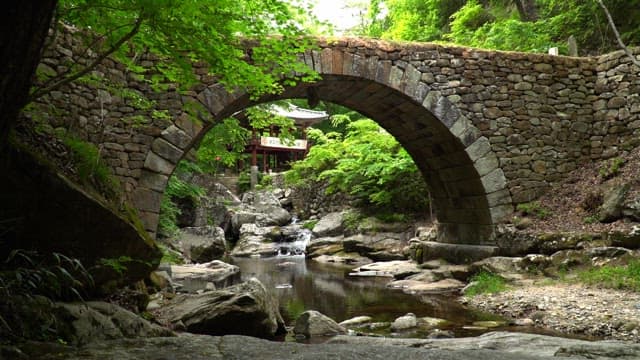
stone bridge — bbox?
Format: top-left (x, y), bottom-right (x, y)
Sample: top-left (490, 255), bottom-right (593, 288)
top-left (30, 33), bottom-right (640, 250)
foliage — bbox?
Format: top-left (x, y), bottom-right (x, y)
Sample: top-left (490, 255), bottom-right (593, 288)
top-left (576, 260), bottom-right (640, 292)
top-left (33, 0), bottom-right (319, 102)
top-left (302, 220), bottom-right (319, 230)
top-left (464, 271), bottom-right (507, 296)
top-left (599, 157), bottom-right (625, 180)
top-left (158, 162), bottom-right (205, 238)
top-left (98, 256), bottom-right (133, 275)
top-left (63, 135), bottom-right (120, 196)
top-left (516, 201), bottom-right (550, 219)
top-left (159, 244), bottom-right (184, 265)
top-left (287, 118), bottom-right (429, 213)
top-left (362, 0), bottom-right (640, 54)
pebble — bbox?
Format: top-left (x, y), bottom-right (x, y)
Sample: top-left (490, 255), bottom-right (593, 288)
top-left (465, 284), bottom-right (640, 341)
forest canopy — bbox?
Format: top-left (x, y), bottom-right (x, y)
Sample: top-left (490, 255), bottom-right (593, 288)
top-left (359, 0), bottom-right (640, 55)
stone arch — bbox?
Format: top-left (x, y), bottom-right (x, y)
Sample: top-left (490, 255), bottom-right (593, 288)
top-left (135, 46), bottom-right (513, 245)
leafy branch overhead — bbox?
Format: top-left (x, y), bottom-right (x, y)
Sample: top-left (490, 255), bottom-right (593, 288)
top-left (30, 0), bottom-right (319, 102)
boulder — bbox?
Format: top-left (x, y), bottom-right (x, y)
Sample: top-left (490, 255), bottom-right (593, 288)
top-left (155, 278), bottom-right (285, 339)
top-left (470, 256), bottom-right (527, 281)
top-left (343, 233), bottom-right (407, 261)
top-left (0, 145), bottom-right (161, 294)
top-left (170, 261), bottom-right (240, 293)
top-left (293, 310), bottom-right (347, 338)
top-left (598, 184), bottom-right (630, 223)
top-left (307, 236), bottom-right (345, 258)
top-left (350, 260), bottom-right (421, 278)
top-left (178, 226), bottom-right (227, 263)
top-left (230, 224), bottom-right (280, 257)
top-left (312, 212), bottom-right (344, 237)
top-left (390, 313), bottom-right (417, 331)
top-left (56, 301), bottom-right (174, 346)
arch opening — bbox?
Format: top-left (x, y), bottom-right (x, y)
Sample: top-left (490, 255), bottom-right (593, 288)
top-left (142, 72), bottom-right (514, 246)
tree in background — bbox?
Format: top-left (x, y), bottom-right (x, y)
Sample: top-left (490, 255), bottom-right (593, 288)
top-left (361, 0), bottom-right (640, 55)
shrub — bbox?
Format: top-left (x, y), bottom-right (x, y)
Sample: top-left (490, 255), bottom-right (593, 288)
top-left (577, 261), bottom-right (640, 292)
top-left (599, 157), bottom-right (625, 181)
top-left (464, 271), bottom-right (507, 296)
top-left (63, 135), bottom-right (119, 196)
top-left (516, 201), bottom-right (551, 219)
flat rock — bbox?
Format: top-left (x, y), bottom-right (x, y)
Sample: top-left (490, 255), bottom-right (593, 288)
top-left (171, 261), bottom-right (240, 293)
top-left (388, 278), bottom-right (465, 294)
top-left (327, 331), bottom-right (640, 359)
top-left (315, 253), bottom-right (372, 266)
top-left (339, 316), bottom-right (373, 327)
top-left (19, 333), bottom-right (572, 360)
top-left (350, 260), bottom-right (421, 278)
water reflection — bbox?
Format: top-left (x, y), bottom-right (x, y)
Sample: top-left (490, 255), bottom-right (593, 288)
top-left (231, 256), bottom-right (496, 330)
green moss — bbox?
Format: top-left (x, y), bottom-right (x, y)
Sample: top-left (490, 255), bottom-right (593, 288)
top-left (302, 220), bottom-right (318, 230)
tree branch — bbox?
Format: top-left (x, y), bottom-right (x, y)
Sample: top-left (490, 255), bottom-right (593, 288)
top-left (597, 0), bottom-right (640, 68)
top-left (28, 16), bottom-right (144, 102)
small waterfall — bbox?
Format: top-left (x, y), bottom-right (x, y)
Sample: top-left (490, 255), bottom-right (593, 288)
top-left (276, 228), bottom-right (311, 257)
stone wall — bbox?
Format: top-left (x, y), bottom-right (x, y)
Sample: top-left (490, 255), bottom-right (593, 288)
top-left (22, 25), bottom-right (640, 243)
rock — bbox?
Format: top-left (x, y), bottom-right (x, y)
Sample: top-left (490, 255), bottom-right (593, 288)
top-left (155, 278), bottom-right (285, 339)
top-left (314, 253), bottom-right (372, 266)
top-left (598, 184), bottom-right (630, 223)
top-left (327, 331), bottom-right (640, 359)
top-left (388, 278), bottom-right (465, 294)
top-left (17, 333), bottom-right (584, 360)
top-left (411, 241), bottom-right (499, 264)
top-left (56, 301), bottom-right (174, 346)
top-left (343, 233), bottom-right (407, 261)
top-left (293, 310), bottom-right (347, 338)
top-left (470, 256), bottom-right (526, 280)
top-left (472, 321), bottom-right (506, 328)
top-left (608, 227), bottom-right (640, 249)
top-left (418, 316), bottom-right (449, 329)
top-left (170, 261), bottom-right (240, 293)
top-left (427, 329), bottom-right (455, 338)
top-left (350, 260), bottom-right (421, 278)
top-left (623, 195), bottom-right (640, 221)
top-left (229, 224), bottom-right (280, 257)
top-left (312, 212), bottom-right (344, 237)
top-left (307, 236), bottom-right (345, 257)
top-left (178, 226), bottom-right (227, 263)
top-left (0, 145), bottom-right (161, 294)
top-left (586, 246), bottom-right (632, 258)
top-left (390, 313), bottom-right (417, 331)
top-left (339, 316), bottom-right (373, 327)
top-left (512, 318), bottom-right (535, 326)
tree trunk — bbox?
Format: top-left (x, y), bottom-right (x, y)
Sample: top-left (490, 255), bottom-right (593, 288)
top-left (514, 0), bottom-right (538, 22)
top-left (0, 2), bottom-right (58, 148)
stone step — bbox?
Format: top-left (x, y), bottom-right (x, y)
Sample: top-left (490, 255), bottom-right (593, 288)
top-left (417, 241), bottom-right (499, 264)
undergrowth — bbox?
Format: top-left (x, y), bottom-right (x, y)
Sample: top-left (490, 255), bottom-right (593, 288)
top-left (464, 271), bottom-right (508, 296)
top-left (576, 260), bottom-right (640, 292)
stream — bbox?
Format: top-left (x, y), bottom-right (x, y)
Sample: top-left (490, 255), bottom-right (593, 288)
top-left (230, 255), bottom-right (549, 339)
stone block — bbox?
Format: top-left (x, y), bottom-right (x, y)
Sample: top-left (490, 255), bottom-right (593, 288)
top-left (161, 125), bottom-right (192, 149)
top-left (151, 138), bottom-right (184, 163)
top-left (465, 137), bottom-right (492, 162)
top-left (144, 151), bottom-right (175, 175)
top-left (481, 168), bottom-right (508, 194)
top-left (139, 170), bottom-right (169, 192)
top-left (132, 187), bottom-right (163, 213)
